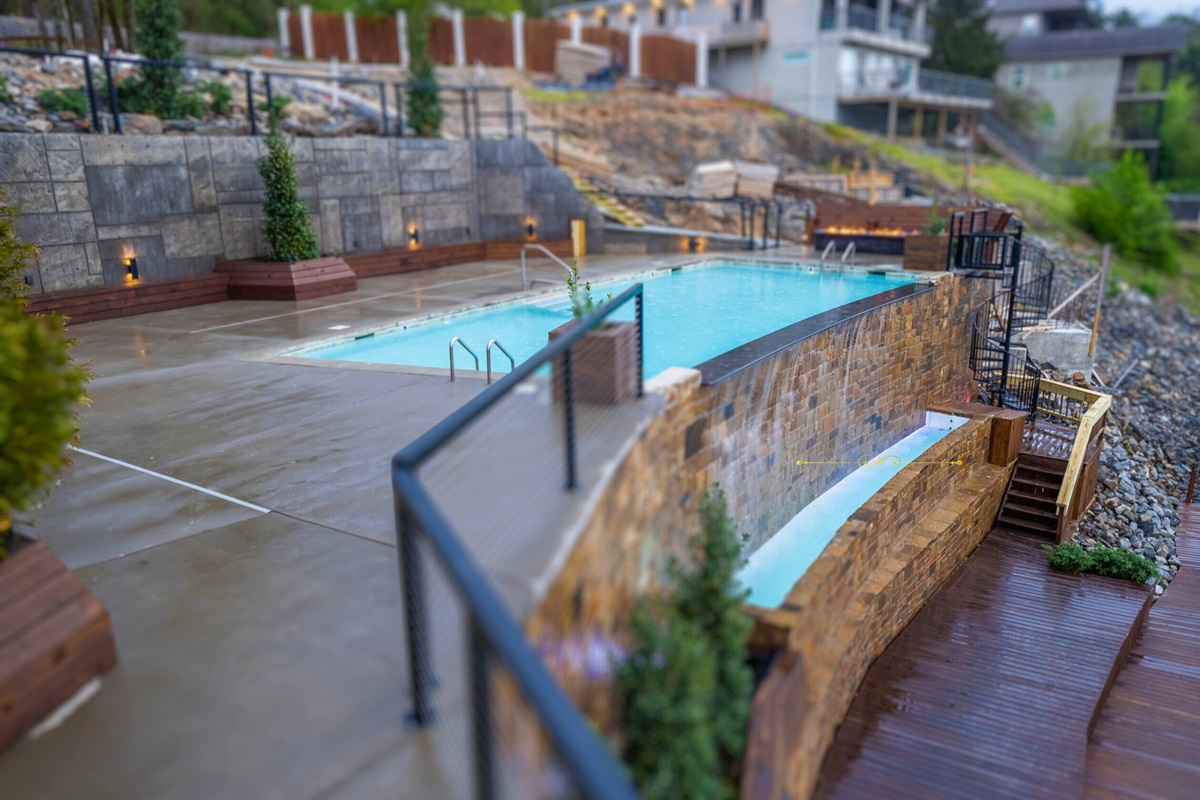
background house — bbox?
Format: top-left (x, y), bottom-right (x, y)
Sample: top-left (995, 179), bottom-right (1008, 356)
top-left (983, 0), bottom-right (1186, 174)
top-left (551, 0), bottom-right (993, 142)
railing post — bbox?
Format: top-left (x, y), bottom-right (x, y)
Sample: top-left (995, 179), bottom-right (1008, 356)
top-left (460, 87), bottom-right (471, 139)
top-left (103, 56), bottom-right (121, 134)
top-left (397, 500), bottom-right (434, 726)
top-left (395, 84), bottom-right (406, 136)
top-left (563, 347), bottom-right (578, 490)
top-left (245, 70), bottom-right (258, 135)
top-left (469, 620), bottom-right (497, 800)
top-left (80, 56), bottom-right (101, 134)
top-left (504, 87), bottom-right (513, 138)
top-left (378, 81), bottom-right (389, 136)
top-left (636, 291), bottom-right (644, 398)
top-left (264, 73), bottom-right (274, 122)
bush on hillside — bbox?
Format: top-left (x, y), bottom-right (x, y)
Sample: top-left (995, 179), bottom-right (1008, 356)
top-left (1073, 151), bottom-right (1178, 274)
top-left (1043, 541), bottom-right (1159, 584)
top-left (130, 0), bottom-right (185, 116)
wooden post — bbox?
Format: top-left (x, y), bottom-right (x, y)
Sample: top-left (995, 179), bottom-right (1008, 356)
top-left (452, 9), bottom-right (466, 67)
top-left (696, 32), bottom-right (709, 88)
top-left (277, 8), bottom-right (290, 57)
top-left (397, 11), bottom-right (409, 69)
top-left (299, 4), bottom-right (315, 60)
top-left (344, 11), bottom-right (359, 63)
top-left (512, 11), bottom-right (525, 70)
top-left (1089, 243), bottom-right (1110, 358)
top-left (629, 22), bottom-right (641, 78)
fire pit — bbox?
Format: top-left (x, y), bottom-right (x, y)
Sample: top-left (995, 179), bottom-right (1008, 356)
top-left (813, 225), bottom-right (914, 256)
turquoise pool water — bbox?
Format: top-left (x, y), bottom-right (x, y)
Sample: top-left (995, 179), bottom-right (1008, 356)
top-left (297, 263), bottom-right (916, 376)
top-left (738, 412), bottom-right (969, 609)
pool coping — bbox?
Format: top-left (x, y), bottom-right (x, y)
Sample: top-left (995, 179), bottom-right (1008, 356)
top-left (695, 282), bottom-right (936, 385)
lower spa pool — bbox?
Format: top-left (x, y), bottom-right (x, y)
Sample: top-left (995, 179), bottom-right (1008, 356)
top-left (738, 412), bottom-right (970, 609)
top-left (292, 262), bottom-right (916, 376)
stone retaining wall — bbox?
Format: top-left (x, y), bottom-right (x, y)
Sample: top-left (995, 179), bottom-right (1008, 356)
top-left (0, 133), bottom-right (582, 293)
top-left (523, 273), bottom-right (995, 770)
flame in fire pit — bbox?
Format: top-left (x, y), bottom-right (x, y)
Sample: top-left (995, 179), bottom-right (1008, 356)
top-left (818, 225), bottom-right (916, 237)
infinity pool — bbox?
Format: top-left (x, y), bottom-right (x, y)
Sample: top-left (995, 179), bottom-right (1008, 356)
top-left (738, 412), bottom-right (969, 608)
top-left (295, 262), bottom-right (916, 376)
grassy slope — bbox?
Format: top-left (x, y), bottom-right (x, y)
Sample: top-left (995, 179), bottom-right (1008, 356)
top-left (824, 125), bottom-right (1200, 313)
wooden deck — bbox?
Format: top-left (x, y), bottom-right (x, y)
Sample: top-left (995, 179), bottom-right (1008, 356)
top-left (1023, 419), bottom-right (1076, 461)
top-left (1085, 503), bottom-right (1200, 799)
top-left (815, 529), bottom-right (1153, 800)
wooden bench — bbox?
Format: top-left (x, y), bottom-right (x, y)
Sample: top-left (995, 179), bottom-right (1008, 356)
top-left (25, 274), bottom-right (231, 324)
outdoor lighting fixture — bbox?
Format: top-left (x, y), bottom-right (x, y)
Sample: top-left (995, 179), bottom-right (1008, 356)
top-left (525, 221), bottom-right (537, 241)
top-left (124, 256), bottom-right (139, 281)
top-left (408, 227), bottom-right (420, 248)
top-left (687, 236), bottom-right (699, 253)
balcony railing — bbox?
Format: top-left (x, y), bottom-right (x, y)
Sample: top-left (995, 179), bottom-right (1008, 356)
top-left (847, 2), bottom-right (878, 32)
top-left (820, 5), bottom-right (929, 43)
top-left (670, 19), bottom-right (769, 46)
top-left (917, 68), bottom-right (994, 100)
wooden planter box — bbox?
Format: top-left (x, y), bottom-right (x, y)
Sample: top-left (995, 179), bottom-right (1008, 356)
top-left (0, 536), bottom-right (118, 752)
top-left (215, 256), bottom-right (357, 301)
top-left (902, 233), bottom-right (951, 271)
top-left (548, 321), bottom-right (640, 406)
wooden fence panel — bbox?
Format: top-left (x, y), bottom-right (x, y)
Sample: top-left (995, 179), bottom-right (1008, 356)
top-left (463, 17), bottom-right (514, 66)
top-left (310, 12), bottom-right (348, 61)
top-left (287, 14), bottom-right (304, 57)
top-left (355, 16), bottom-right (400, 64)
top-left (640, 34), bottom-right (695, 84)
top-left (429, 17), bottom-right (455, 65)
top-left (523, 18), bottom-right (570, 74)
top-left (581, 27), bottom-right (630, 69)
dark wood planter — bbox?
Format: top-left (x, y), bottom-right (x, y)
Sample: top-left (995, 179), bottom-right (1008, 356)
top-left (549, 321), bottom-right (640, 406)
top-left (0, 535), bottom-right (118, 752)
top-left (902, 233), bottom-right (951, 271)
top-left (215, 256), bottom-right (357, 301)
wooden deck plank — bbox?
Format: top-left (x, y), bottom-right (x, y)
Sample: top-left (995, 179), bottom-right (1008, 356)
top-left (1084, 503), bottom-right (1200, 800)
top-left (815, 529), bottom-right (1153, 800)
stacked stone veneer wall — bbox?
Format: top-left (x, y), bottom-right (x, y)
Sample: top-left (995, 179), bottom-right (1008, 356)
top-left (742, 410), bottom-right (1013, 800)
top-left (523, 274), bottom-right (995, 771)
top-left (0, 133), bottom-right (582, 294)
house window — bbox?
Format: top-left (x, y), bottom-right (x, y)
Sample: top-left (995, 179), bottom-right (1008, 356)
top-left (733, 1), bottom-right (743, 23)
top-left (657, 7), bottom-right (666, 26)
top-left (751, 0), bottom-right (764, 21)
top-left (1020, 13), bottom-right (1039, 35)
top-left (1012, 66), bottom-right (1026, 90)
top-left (679, 6), bottom-right (689, 25)
top-left (1049, 62), bottom-right (1065, 82)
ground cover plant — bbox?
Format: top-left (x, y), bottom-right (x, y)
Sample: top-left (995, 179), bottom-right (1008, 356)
top-left (1043, 541), bottom-right (1159, 584)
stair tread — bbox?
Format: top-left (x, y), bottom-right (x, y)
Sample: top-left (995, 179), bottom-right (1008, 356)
top-left (997, 515), bottom-right (1058, 534)
top-left (1013, 476), bottom-right (1063, 490)
top-left (1007, 488), bottom-right (1058, 504)
top-left (1002, 500), bottom-right (1059, 520)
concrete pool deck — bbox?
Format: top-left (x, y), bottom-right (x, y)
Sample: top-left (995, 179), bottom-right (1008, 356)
top-left (1, 246), bottom-right (904, 799)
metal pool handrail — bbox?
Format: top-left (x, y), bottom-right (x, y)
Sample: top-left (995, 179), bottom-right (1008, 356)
top-left (820, 240), bottom-right (837, 265)
top-left (521, 243), bottom-right (574, 291)
top-left (486, 339), bottom-right (514, 384)
top-left (448, 336), bottom-right (478, 382)
top-left (841, 241), bottom-right (857, 268)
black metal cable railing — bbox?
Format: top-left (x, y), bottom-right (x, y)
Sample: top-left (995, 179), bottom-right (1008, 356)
top-left (0, 46), bottom-right (528, 140)
top-left (391, 285), bottom-right (646, 800)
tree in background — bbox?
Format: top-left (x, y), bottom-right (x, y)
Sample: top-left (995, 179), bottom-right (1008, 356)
top-left (1165, 13), bottom-right (1200, 91)
top-left (1074, 150), bottom-right (1178, 274)
top-left (922, 0), bottom-right (1005, 79)
top-left (1159, 77), bottom-right (1200, 190)
top-left (131, 0), bottom-right (183, 114)
top-left (404, 3), bottom-right (444, 136)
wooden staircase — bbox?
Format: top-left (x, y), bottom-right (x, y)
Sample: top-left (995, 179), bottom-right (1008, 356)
top-left (560, 167), bottom-right (646, 227)
top-left (996, 457), bottom-right (1066, 539)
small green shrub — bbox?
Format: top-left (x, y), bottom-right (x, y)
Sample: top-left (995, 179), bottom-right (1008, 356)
top-left (1043, 542), bottom-right (1159, 583)
top-left (173, 90), bottom-right (206, 119)
top-left (614, 486), bottom-right (753, 799)
top-left (0, 298), bottom-right (89, 557)
top-left (566, 261), bottom-right (607, 320)
top-left (0, 75), bottom-right (11, 104)
top-left (1073, 150), bottom-right (1178, 275)
top-left (0, 186), bottom-right (35, 303)
top-left (258, 94), bottom-right (292, 119)
top-left (406, 56), bottom-right (444, 137)
top-left (39, 87), bottom-right (89, 117)
top-left (200, 79), bottom-right (233, 115)
top-left (923, 213), bottom-right (947, 235)
top-left (614, 605), bottom-right (723, 800)
top-left (256, 121), bottom-right (319, 263)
